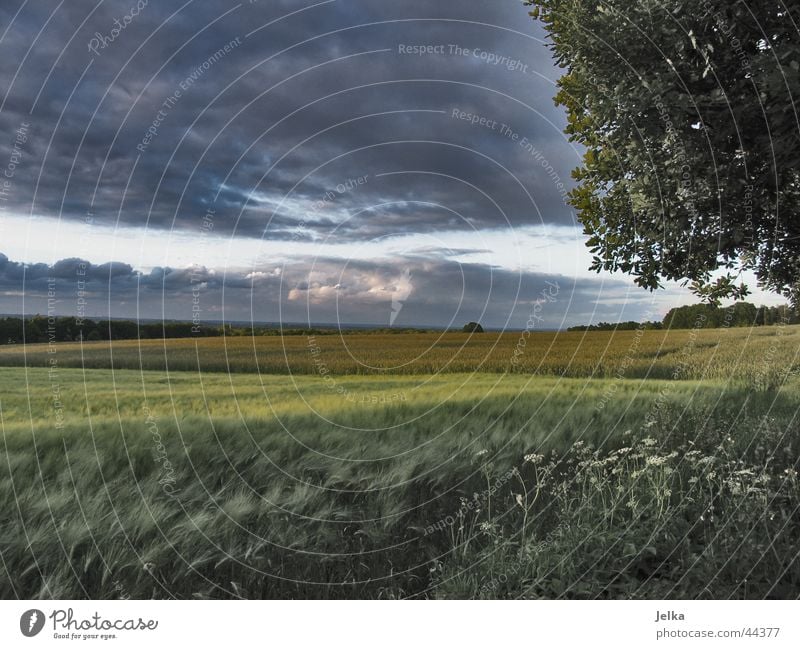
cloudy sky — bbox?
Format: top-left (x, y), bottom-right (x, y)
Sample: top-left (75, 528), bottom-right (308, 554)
top-left (0, 0), bottom-right (783, 329)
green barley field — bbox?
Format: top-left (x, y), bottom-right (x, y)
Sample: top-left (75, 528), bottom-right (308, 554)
top-left (1, 327), bottom-right (799, 598)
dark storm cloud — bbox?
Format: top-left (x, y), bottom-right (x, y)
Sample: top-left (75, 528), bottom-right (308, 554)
top-left (0, 252), bottom-right (655, 329)
top-left (0, 0), bottom-right (579, 242)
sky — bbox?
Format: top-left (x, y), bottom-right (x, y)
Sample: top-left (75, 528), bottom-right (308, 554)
top-left (0, 0), bottom-right (784, 329)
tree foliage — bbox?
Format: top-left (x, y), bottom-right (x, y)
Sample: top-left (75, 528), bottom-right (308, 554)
top-left (0, 316), bottom-right (219, 345)
top-left (662, 301), bottom-right (797, 328)
top-left (527, 0), bottom-right (800, 303)
top-left (568, 320), bottom-right (663, 331)
top-left (0, 316), bottom-right (446, 345)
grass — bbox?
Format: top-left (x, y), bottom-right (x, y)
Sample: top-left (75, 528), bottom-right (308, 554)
top-left (1, 358), bottom-right (799, 599)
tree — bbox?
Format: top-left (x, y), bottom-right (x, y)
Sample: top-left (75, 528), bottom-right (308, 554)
top-left (661, 300), bottom-right (795, 328)
top-left (462, 322), bottom-right (484, 333)
top-left (526, 0), bottom-right (800, 304)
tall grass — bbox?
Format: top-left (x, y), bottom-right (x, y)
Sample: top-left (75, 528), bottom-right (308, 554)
top-left (1, 367), bottom-right (797, 598)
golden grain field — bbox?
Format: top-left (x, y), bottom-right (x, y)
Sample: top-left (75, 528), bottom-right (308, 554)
top-left (0, 324), bottom-right (796, 384)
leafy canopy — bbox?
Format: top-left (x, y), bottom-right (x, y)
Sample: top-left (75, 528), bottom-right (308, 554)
top-left (527, 0), bottom-right (800, 304)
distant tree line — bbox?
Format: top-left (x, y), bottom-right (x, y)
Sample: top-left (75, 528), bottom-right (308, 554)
top-left (662, 303), bottom-right (798, 329)
top-left (0, 316), bottom-right (223, 345)
top-left (0, 316), bottom-right (445, 345)
top-left (568, 320), bottom-right (663, 332)
top-left (568, 303), bottom-right (798, 333)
